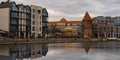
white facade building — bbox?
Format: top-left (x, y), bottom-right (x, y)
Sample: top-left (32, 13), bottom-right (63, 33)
top-left (31, 5), bottom-right (43, 38)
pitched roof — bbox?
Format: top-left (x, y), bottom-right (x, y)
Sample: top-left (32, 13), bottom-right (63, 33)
top-left (82, 12), bottom-right (92, 21)
top-left (60, 18), bottom-right (67, 22)
top-left (48, 18), bottom-right (81, 25)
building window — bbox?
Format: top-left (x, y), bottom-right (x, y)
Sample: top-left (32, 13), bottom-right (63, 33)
top-left (26, 27), bottom-right (30, 32)
top-left (26, 14), bottom-right (30, 19)
top-left (10, 26), bottom-right (17, 31)
top-left (32, 9), bottom-right (35, 13)
top-left (40, 27), bottom-right (41, 31)
top-left (32, 27), bottom-right (35, 31)
top-left (40, 16), bottom-right (41, 20)
top-left (26, 21), bottom-right (30, 25)
top-left (11, 12), bottom-right (18, 18)
top-left (38, 10), bottom-right (41, 14)
top-left (32, 21), bottom-right (35, 25)
top-left (26, 7), bottom-right (30, 13)
top-left (32, 15), bottom-right (35, 19)
top-left (20, 6), bottom-right (24, 12)
top-left (11, 19), bottom-right (18, 24)
top-left (11, 3), bottom-right (18, 11)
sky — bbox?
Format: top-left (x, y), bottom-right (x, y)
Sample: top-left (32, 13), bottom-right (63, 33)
top-left (0, 0), bottom-right (120, 21)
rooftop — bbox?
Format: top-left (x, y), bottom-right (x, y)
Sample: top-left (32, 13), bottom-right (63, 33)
top-left (82, 12), bottom-right (92, 21)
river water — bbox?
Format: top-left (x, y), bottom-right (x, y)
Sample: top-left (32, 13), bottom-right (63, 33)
top-left (0, 41), bottom-right (120, 60)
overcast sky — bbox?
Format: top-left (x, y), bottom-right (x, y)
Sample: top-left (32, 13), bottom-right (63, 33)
top-left (1, 0), bottom-right (120, 21)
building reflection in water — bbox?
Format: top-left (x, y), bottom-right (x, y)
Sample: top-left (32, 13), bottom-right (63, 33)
top-left (0, 44), bottom-right (48, 60)
top-left (82, 42), bottom-right (91, 53)
top-left (0, 42), bottom-right (120, 60)
top-left (82, 41), bottom-right (120, 53)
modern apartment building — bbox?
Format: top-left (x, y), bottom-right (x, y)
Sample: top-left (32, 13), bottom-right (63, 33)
top-left (31, 5), bottom-right (43, 38)
top-left (0, 1), bottom-right (31, 38)
top-left (17, 4), bottom-right (31, 38)
top-left (0, 0), bottom-right (49, 38)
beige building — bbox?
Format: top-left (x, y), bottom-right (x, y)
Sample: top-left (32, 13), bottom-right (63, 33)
top-left (31, 5), bottom-right (43, 38)
top-left (48, 18), bottom-right (82, 37)
top-left (0, 8), bottom-right (10, 32)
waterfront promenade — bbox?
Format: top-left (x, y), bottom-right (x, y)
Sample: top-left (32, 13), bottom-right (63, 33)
top-left (0, 38), bottom-right (118, 45)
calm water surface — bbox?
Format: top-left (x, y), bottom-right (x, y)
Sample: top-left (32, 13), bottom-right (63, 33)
top-left (34, 42), bottom-right (120, 60)
top-left (0, 42), bottom-right (120, 60)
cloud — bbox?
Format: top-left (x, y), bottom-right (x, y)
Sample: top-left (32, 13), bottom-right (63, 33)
top-left (1, 0), bottom-right (120, 21)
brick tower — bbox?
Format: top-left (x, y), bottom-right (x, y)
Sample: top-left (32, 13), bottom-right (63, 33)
top-left (82, 12), bottom-right (93, 38)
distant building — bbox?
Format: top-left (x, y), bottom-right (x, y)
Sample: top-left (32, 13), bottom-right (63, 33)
top-left (31, 5), bottom-right (43, 38)
top-left (82, 12), bottom-right (93, 38)
top-left (48, 18), bottom-right (82, 37)
top-left (93, 16), bottom-right (120, 38)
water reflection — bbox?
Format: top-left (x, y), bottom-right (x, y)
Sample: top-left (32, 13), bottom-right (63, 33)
top-left (83, 42), bottom-right (91, 53)
top-left (0, 41), bottom-right (120, 60)
top-left (0, 44), bottom-right (48, 60)
top-left (38, 42), bottom-right (120, 60)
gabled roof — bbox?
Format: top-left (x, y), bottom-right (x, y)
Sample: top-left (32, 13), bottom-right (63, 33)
top-left (60, 18), bottom-right (67, 22)
top-left (48, 18), bottom-right (81, 25)
top-left (82, 12), bottom-right (92, 21)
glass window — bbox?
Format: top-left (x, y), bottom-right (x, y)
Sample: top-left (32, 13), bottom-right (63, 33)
top-left (20, 6), bottom-right (24, 12)
top-left (11, 12), bottom-right (18, 18)
top-left (11, 19), bottom-right (18, 24)
top-left (40, 27), bottom-right (41, 31)
top-left (26, 14), bottom-right (30, 19)
top-left (32, 15), bottom-right (35, 19)
top-left (11, 3), bottom-right (18, 11)
top-left (32, 21), bottom-right (35, 25)
top-left (32, 27), bottom-right (35, 31)
top-left (10, 26), bottom-right (17, 31)
top-left (26, 27), bottom-right (30, 31)
top-left (32, 9), bottom-right (35, 13)
top-left (26, 21), bottom-right (30, 25)
top-left (26, 7), bottom-right (30, 13)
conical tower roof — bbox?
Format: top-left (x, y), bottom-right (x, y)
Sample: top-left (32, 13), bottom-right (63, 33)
top-left (82, 12), bottom-right (92, 21)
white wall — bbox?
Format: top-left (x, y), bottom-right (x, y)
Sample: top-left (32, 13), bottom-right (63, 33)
top-left (0, 8), bottom-right (10, 31)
